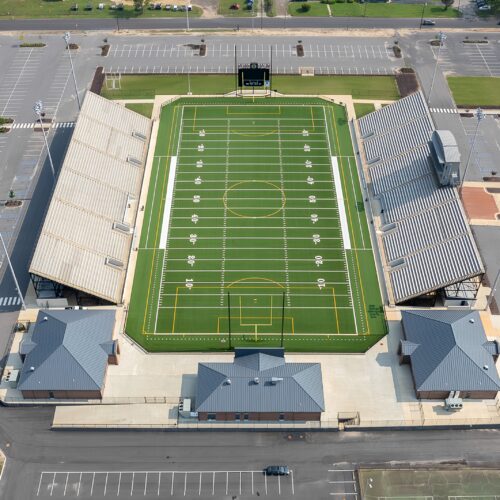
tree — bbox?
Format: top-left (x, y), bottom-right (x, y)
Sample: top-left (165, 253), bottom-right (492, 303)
top-left (134, 0), bottom-right (144, 10)
top-left (8, 190), bottom-right (15, 200)
top-left (441, 0), bottom-right (454, 9)
top-left (301, 2), bottom-right (311, 11)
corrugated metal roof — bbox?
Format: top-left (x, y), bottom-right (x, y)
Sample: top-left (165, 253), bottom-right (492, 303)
top-left (358, 91), bottom-right (484, 303)
top-left (29, 92), bottom-right (151, 303)
top-left (401, 310), bottom-right (500, 393)
top-left (195, 349), bottom-right (324, 413)
top-left (18, 309), bottom-right (116, 392)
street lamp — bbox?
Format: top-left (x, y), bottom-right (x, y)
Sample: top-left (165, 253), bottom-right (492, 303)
top-left (419, 2), bottom-right (427, 28)
top-left (460, 107), bottom-right (485, 194)
top-left (187, 68), bottom-right (192, 95)
top-left (63, 32), bottom-right (81, 110)
top-left (33, 100), bottom-right (56, 180)
top-left (0, 232), bottom-right (26, 311)
top-left (186, 3), bottom-right (190, 31)
top-left (428, 31), bottom-right (447, 104)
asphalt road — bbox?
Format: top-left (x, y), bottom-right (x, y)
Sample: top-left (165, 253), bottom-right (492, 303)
top-left (1, 406), bottom-right (500, 499)
top-left (0, 15), bottom-right (499, 32)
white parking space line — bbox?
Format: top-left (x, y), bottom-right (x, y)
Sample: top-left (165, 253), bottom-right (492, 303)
top-left (0, 48), bottom-right (43, 118)
top-left (37, 469), bottom-right (296, 497)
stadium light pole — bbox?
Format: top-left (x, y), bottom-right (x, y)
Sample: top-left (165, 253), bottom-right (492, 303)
top-left (0, 232), bottom-right (26, 311)
top-left (63, 32), bottom-right (81, 110)
top-left (428, 31), bottom-right (446, 104)
top-left (34, 100), bottom-right (56, 180)
top-left (187, 68), bottom-right (192, 95)
top-left (460, 107), bottom-right (485, 194)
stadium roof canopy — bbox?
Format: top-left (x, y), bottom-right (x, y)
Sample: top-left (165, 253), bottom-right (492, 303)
top-left (357, 91), bottom-right (484, 304)
top-left (195, 348), bottom-right (325, 413)
top-left (29, 92), bottom-right (152, 303)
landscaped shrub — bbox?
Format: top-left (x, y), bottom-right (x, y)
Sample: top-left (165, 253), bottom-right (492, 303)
top-left (301, 2), bottom-right (311, 11)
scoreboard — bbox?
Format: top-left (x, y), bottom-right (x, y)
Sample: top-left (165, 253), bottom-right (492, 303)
top-left (238, 62), bottom-right (270, 88)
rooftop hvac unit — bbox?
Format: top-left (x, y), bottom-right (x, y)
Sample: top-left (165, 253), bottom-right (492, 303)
top-left (132, 130), bottom-right (147, 141)
top-left (127, 155), bottom-right (142, 167)
top-left (271, 377), bottom-right (283, 385)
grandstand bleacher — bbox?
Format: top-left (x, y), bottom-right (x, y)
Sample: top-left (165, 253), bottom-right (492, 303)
top-left (357, 91), bottom-right (484, 304)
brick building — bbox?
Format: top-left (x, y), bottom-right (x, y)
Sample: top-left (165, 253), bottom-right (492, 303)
top-left (195, 348), bottom-right (324, 422)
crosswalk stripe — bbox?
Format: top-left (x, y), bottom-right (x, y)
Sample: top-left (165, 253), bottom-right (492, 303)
top-left (0, 296), bottom-right (21, 306)
top-left (9, 122), bottom-right (75, 129)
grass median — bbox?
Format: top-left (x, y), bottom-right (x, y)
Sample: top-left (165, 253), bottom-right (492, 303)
top-left (0, 0), bottom-right (202, 19)
top-left (288, 0), bottom-right (459, 17)
top-left (125, 102), bottom-right (154, 118)
top-left (447, 76), bottom-right (500, 108)
top-left (101, 74), bottom-right (400, 100)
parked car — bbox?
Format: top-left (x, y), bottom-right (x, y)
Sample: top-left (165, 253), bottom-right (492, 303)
top-left (422, 19), bottom-right (436, 25)
top-left (265, 466), bottom-right (290, 476)
top-left (172, 4), bottom-right (178, 9)
top-left (187, 4), bottom-right (192, 10)
top-left (164, 4), bottom-right (171, 9)
top-left (478, 4), bottom-right (491, 9)
top-left (154, 2), bottom-right (162, 9)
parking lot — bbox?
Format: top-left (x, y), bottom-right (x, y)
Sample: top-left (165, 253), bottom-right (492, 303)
top-left (0, 47), bottom-right (44, 120)
top-left (327, 467), bottom-right (359, 499)
top-left (431, 40), bottom-right (500, 77)
top-left (36, 469), bottom-right (296, 498)
top-left (104, 37), bottom-right (398, 75)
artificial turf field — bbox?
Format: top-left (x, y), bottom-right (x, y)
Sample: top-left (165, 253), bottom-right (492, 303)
top-left (126, 97), bottom-right (386, 352)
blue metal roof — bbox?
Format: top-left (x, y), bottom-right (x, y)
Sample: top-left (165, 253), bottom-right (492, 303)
top-left (195, 349), bottom-right (324, 413)
top-left (401, 310), bottom-right (500, 393)
top-left (18, 309), bottom-right (115, 392)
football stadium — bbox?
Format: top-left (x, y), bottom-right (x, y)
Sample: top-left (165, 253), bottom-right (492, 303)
top-left (125, 98), bottom-right (386, 352)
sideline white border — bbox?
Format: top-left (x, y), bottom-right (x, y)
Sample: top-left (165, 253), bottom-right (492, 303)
top-left (331, 156), bottom-right (351, 250)
top-left (159, 156), bottom-right (178, 249)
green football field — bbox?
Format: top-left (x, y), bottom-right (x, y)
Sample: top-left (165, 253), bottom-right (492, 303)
top-left (126, 97), bottom-right (386, 352)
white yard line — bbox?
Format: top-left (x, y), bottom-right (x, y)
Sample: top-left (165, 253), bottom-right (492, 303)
top-left (278, 119), bottom-right (291, 307)
top-left (322, 106), bottom-right (358, 334)
top-left (220, 119), bottom-right (230, 305)
top-left (155, 108), bottom-right (184, 332)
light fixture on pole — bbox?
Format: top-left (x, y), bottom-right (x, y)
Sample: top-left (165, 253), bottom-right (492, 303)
top-left (0, 232), bottom-right (26, 311)
top-left (428, 31), bottom-right (447, 104)
top-left (33, 100), bottom-right (56, 180)
top-left (460, 107), bottom-right (485, 194)
top-left (186, 3), bottom-right (190, 31)
top-left (63, 31), bottom-right (81, 110)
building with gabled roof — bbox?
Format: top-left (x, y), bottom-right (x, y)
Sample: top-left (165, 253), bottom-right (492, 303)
top-left (399, 310), bottom-right (500, 399)
top-left (18, 309), bottom-right (119, 399)
top-left (195, 348), bottom-right (324, 422)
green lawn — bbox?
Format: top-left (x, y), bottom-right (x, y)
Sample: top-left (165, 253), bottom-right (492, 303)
top-left (125, 97), bottom-right (386, 352)
top-left (0, 0), bottom-right (202, 19)
top-left (353, 103), bottom-right (375, 119)
top-left (289, 0), bottom-right (460, 17)
top-left (288, 2), bottom-right (330, 16)
top-left (447, 76), bottom-right (500, 108)
top-left (218, 0), bottom-right (259, 16)
top-left (101, 75), bottom-right (400, 100)
top-left (125, 102), bottom-right (154, 118)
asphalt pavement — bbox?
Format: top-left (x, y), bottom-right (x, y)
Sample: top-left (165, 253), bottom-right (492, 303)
top-left (0, 15), bottom-right (499, 32)
top-left (1, 406), bottom-right (500, 499)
